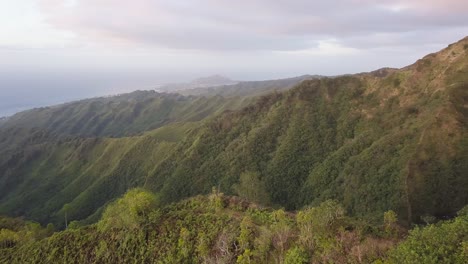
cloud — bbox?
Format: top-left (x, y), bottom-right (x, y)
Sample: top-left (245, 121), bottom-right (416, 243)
top-left (275, 39), bottom-right (361, 56)
top-left (2, 0), bottom-right (467, 117)
top-left (35, 0), bottom-right (468, 51)
top-left (0, 0), bottom-right (74, 49)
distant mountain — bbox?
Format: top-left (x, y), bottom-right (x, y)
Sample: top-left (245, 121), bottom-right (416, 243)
top-left (0, 37), bottom-right (467, 229)
top-left (190, 74), bottom-right (236, 86)
top-left (159, 74), bottom-right (238, 92)
top-left (177, 74), bottom-right (321, 97)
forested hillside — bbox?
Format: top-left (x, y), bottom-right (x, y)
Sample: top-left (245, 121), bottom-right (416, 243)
top-left (0, 37), bottom-right (467, 230)
top-left (1, 91), bottom-right (250, 137)
top-left (145, 37), bottom-right (468, 223)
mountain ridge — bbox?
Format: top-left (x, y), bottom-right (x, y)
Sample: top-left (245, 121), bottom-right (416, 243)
top-left (158, 74), bottom-right (238, 92)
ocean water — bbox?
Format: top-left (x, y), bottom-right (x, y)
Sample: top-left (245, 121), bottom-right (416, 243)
top-left (0, 71), bottom-right (170, 117)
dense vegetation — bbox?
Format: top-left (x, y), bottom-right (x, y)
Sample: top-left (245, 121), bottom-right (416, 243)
top-left (0, 189), bottom-right (466, 263)
top-left (1, 91), bottom-right (251, 137)
top-left (146, 38), bottom-right (468, 224)
top-left (0, 36), bottom-right (467, 242)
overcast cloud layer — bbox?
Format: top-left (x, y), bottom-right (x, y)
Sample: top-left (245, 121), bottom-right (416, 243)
top-left (0, 0), bottom-right (467, 116)
top-left (37, 0), bottom-right (468, 50)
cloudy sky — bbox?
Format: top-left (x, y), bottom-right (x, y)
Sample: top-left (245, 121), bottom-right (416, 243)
top-left (1, 0), bottom-right (467, 116)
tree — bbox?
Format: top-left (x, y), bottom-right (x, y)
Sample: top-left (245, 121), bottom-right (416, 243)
top-left (68, 221), bottom-right (81, 230)
top-left (384, 210), bottom-right (397, 236)
top-left (63, 203), bottom-right (71, 229)
top-left (0, 229), bottom-right (19, 248)
top-left (238, 216), bottom-right (255, 251)
top-left (98, 188), bottom-right (159, 231)
top-left (209, 186), bottom-right (225, 211)
top-left (296, 200), bottom-right (345, 250)
top-left (271, 209), bottom-right (293, 258)
top-left (284, 247), bottom-right (309, 264)
top-left (233, 171), bottom-right (270, 205)
top-left (386, 212), bottom-right (468, 263)
top-left (46, 223), bottom-right (55, 235)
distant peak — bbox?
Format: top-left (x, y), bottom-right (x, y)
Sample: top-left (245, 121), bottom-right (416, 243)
top-left (190, 75), bottom-right (234, 85)
top-left (158, 74), bottom-right (238, 92)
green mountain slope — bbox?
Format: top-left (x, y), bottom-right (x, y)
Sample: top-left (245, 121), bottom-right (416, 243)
top-left (1, 75), bottom-right (317, 137)
top-left (177, 74), bottom-right (319, 97)
top-left (0, 37), bottom-right (467, 227)
top-left (0, 125), bottom-right (191, 224)
top-left (145, 37), bottom-right (468, 223)
top-left (1, 91), bottom-right (249, 137)
top-left (0, 75), bottom-right (318, 225)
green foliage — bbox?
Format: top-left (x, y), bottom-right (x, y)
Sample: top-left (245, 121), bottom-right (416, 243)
top-left (209, 186), bottom-right (225, 211)
top-left (384, 210), bottom-right (398, 236)
top-left (270, 209), bottom-right (294, 257)
top-left (195, 231), bottom-right (211, 261)
top-left (46, 223), bottom-right (54, 233)
top-left (0, 216), bottom-right (53, 251)
top-left (284, 246), bottom-right (309, 264)
top-left (458, 205), bottom-right (468, 217)
top-left (233, 171), bottom-right (270, 205)
top-left (297, 200), bottom-right (345, 250)
top-left (177, 227), bottom-right (192, 261)
top-left (0, 130), bottom-right (178, 226)
top-left (0, 229), bottom-right (19, 248)
top-left (67, 221), bottom-right (81, 230)
top-left (420, 214), bottom-right (437, 225)
top-left (1, 189), bottom-right (466, 264)
top-left (386, 213), bottom-right (468, 263)
top-left (1, 91), bottom-right (246, 137)
top-left (97, 188), bottom-right (159, 231)
top-left (238, 216), bottom-right (255, 251)
top-left (236, 249), bottom-right (253, 264)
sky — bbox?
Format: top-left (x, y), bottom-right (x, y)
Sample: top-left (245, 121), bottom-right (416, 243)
top-left (1, 0), bottom-right (467, 116)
